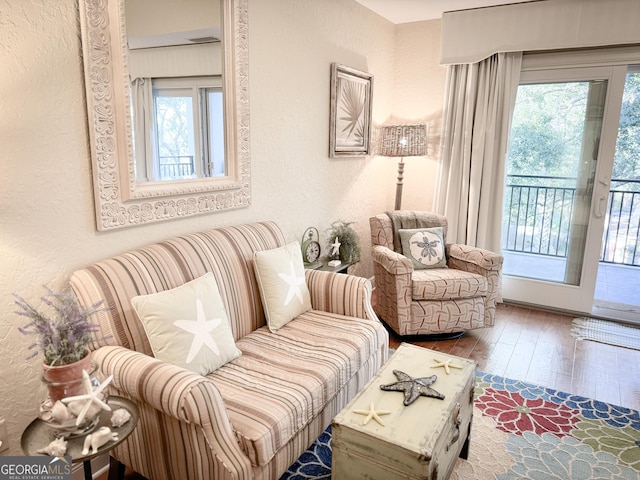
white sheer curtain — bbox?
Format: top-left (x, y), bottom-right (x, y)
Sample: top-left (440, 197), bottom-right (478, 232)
top-left (435, 52), bottom-right (522, 252)
top-left (131, 77), bottom-right (154, 181)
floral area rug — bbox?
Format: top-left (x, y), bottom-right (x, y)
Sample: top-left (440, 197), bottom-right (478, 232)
top-left (280, 372), bottom-right (640, 480)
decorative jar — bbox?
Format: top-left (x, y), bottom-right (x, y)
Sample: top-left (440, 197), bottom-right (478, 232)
top-left (37, 362), bottom-right (107, 438)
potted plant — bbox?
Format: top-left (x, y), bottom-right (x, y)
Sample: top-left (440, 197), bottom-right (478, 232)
top-left (14, 286), bottom-right (104, 402)
top-left (326, 220), bottom-right (361, 264)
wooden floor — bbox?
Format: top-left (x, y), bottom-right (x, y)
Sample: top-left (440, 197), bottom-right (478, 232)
top-left (389, 302), bottom-right (640, 411)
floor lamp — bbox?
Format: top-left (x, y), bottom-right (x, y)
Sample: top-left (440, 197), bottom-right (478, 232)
top-left (379, 124), bottom-right (427, 210)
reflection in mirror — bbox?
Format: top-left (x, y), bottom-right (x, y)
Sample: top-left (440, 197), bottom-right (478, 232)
top-left (78, 0), bottom-right (250, 231)
top-left (125, 0), bottom-right (226, 182)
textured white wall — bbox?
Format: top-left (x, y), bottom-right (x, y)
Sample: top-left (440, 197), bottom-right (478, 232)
top-left (391, 20), bottom-right (447, 212)
top-left (0, 0), bottom-right (443, 454)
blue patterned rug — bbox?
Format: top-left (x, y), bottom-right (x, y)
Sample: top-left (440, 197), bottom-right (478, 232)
top-left (280, 427), bottom-right (332, 479)
top-left (279, 372), bottom-right (640, 480)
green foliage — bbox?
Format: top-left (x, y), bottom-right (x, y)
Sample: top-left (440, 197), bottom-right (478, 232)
top-left (508, 82), bottom-right (588, 179)
top-left (613, 72), bottom-right (640, 183)
top-left (326, 220), bottom-right (361, 263)
top-left (508, 73), bottom-right (640, 185)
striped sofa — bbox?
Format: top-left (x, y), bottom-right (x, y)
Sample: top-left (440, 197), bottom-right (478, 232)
top-left (70, 221), bottom-right (388, 480)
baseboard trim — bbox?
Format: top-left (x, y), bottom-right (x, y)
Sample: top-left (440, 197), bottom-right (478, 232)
top-left (71, 454), bottom-right (109, 480)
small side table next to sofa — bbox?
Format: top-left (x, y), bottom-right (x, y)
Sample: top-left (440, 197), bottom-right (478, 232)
top-left (21, 396), bottom-right (139, 480)
top-left (308, 257), bottom-right (354, 275)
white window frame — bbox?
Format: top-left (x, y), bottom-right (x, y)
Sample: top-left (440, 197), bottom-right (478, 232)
top-left (145, 75), bottom-right (224, 182)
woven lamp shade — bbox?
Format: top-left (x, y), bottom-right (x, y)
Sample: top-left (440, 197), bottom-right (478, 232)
top-left (379, 124), bottom-right (427, 157)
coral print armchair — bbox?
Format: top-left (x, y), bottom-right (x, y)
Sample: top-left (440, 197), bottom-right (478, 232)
top-left (370, 211), bottom-right (503, 337)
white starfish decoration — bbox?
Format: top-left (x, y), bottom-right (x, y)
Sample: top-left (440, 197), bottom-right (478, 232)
top-left (173, 298), bottom-right (222, 363)
top-left (431, 357), bottom-right (463, 375)
top-left (353, 402), bottom-right (391, 426)
top-left (62, 370), bottom-right (113, 426)
top-left (331, 236), bottom-right (341, 256)
top-left (278, 260), bottom-right (305, 306)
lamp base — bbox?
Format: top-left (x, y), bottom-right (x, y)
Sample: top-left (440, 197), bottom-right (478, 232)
top-left (394, 158), bottom-right (405, 210)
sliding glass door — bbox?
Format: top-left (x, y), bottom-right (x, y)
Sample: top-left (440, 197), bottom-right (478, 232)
top-left (593, 68), bottom-right (640, 321)
top-left (502, 66), bottom-right (627, 313)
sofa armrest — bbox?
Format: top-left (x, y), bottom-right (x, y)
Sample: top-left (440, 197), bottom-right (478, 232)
top-left (92, 346), bottom-right (252, 478)
top-left (305, 269), bottom-right (377, 321)
top-left (371, 245), bottom-right (413, 275)
top-left (446, 244), bottom-right (503, 272)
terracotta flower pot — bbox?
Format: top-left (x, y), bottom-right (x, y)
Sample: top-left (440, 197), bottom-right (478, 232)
top-left (42, 350), bottom-right (92, 403)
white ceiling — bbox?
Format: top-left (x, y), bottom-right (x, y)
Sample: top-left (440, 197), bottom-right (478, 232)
top-left (354, 0), bottom-right (534, 24)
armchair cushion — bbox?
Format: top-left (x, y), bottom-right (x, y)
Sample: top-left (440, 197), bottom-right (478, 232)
top-left (399, 227), bottom-right (447, 270)
top-left (412, 268), bottom-right (488, 301)
top-left (131, 273), bottom-right (241, 376)
top-left (386, 210), bottom-right (447, 252)
top-left (253, 242), bottom-right (312, 332)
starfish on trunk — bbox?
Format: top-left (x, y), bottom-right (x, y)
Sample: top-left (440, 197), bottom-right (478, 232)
top-left (431, 357), bottom-right (463, 375)
top-left (380, 369), bottom-right (445, 406)
top-left (353, 402), bottom-right (391, 426)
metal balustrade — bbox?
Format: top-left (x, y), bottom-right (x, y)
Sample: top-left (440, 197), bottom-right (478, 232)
top-left (158, 155), bottom-right (195, 179)
top-left (601, 179), bottom-right (640, 265)
top-left (503, 175), bottom-right (640, 267)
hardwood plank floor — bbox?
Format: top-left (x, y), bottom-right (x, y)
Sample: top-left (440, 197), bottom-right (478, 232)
top-left (389, 302), bottom-right (640, 411)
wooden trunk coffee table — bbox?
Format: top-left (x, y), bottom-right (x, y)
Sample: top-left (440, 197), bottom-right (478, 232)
top-left (332, 343), bottom-right (476, 480)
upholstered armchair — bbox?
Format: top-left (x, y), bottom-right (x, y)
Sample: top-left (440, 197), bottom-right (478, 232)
top-left (370, 211), bottom-right (503, 336)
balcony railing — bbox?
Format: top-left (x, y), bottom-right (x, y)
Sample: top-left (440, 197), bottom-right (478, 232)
top-left (503, 175), bottom-right (640, 267)
top-left (158, 155), bottom-right (195, 180)
top-left (602, 179), bottom-right (640, 265)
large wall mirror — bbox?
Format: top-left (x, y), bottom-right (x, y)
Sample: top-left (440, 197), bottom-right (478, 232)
top-left (79, 0), bottom-right (250, 231)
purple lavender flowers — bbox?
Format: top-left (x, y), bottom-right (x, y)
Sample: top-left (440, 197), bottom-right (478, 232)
top-left (14, 286), bottom-right (104, 366)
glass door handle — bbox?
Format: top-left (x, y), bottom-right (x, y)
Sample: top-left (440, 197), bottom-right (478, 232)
top-left (594, 179), bottom-right (609, 219)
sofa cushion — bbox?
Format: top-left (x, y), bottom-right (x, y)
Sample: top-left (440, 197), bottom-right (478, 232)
top-left (253, 242), bottom-right (312, 332)
top-left (411, 268), bottom-right (488, 300)
top-left (399, 227), bottom-right (448, 269)
top-left (131, 273), bottom-right (241, 376)
top-left (207, 309), bottom-right (386, 467)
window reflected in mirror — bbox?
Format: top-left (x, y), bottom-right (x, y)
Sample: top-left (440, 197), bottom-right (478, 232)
top-left (131, 76), bottom-right (226, 182)
top-left (125, 0), bottom-right (225, 183)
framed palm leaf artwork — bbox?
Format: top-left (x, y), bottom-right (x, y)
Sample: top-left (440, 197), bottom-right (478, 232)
top-left (329, 63), bottom-right (373, 157)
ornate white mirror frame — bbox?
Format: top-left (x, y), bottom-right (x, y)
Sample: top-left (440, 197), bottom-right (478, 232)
top-left (79, 0), bottom-right (250, 231)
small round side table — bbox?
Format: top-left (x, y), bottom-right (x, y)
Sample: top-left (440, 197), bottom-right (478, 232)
top-left (22, 396), bottom-right (139, 480)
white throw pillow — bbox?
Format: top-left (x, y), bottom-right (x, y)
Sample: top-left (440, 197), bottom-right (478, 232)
top-left (131, 273), bottom-right (241, 376)
top-left (399, 227), bottom-right (448, 270)
top-left (253, 242), bottom-right (312, 332)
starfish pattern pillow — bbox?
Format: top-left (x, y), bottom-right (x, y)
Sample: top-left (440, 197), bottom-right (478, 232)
top-left (398, 227), bottom-right (448, 270)
top-left (131, 273), bottom-right (241, 376)
top-left (253, 241), bottom-right (312, 332)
